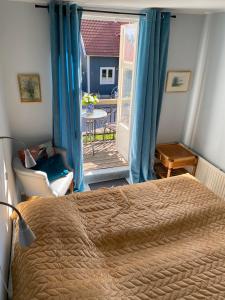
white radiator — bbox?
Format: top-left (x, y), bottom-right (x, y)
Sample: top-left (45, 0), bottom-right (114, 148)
top-left (195, 156), bottom-right (225, 199)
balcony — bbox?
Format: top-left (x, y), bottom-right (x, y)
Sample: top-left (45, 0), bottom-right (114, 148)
top-left (83, 140), bottom-right (128, 172)
top-left (82, 99), bottom-right (128, 173)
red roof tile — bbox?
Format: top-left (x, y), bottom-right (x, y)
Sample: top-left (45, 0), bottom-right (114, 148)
top-left (81, 20), bottom-right (124, 57)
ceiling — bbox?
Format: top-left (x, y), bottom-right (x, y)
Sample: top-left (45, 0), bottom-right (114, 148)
top-left (11, 0), bottom-right (225, 14)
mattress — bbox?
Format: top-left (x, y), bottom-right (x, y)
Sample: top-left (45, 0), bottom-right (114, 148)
top-left (12, 175), bottom-right (225, 299)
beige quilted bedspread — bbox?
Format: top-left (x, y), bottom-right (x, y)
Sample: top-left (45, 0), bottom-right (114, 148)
top-left (12, 175), bottom-right (225, 299)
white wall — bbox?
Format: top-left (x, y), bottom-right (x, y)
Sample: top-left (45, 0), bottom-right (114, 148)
top-left (190, 13), bottom-right (225, 171)
top-left (157, 14), bottom-right (204, 143)
top-left (0, 63), bottom-right (17, 300)
top-left (0, 0), bottom-right (52, 146)
top-left (0, 6), bottom-right (18, 297)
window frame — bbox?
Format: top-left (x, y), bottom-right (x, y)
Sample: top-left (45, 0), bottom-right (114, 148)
top-left (100, 67), bottom-right (115, 85)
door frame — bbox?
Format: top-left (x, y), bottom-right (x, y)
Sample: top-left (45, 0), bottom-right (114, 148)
top-left (116, 22), bottom-right (139, 162)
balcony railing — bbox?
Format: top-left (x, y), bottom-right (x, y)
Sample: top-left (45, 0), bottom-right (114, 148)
top-left (82, 99), bottom-right (117, 133)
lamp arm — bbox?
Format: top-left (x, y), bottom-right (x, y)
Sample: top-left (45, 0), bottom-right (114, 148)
top-left (0, 136), bottom-right (36, 168)
top-left (0, 202), bottom-right (36, 248)
top-left (0, 201), bottom-right (22, 220)
top-left (0, 136), bottom-right (27, 149)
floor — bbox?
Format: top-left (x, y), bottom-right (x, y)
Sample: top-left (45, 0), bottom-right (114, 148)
top-left (89, 178), bottom-right (128, 190)
top-left (83, 140), bottom-right (128, 172)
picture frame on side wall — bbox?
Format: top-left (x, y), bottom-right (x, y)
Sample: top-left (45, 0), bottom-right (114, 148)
top-left (166, 71), bottom-right (191, 93)
top-left (18, 74), bottom-right (41, 102)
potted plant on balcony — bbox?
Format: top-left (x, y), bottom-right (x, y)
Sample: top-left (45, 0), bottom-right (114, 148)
top-left (82, 93), bottom-right (99, 114)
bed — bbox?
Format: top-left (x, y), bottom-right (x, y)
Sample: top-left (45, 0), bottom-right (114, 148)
top-left (11, 175), bottom-right (225, 299)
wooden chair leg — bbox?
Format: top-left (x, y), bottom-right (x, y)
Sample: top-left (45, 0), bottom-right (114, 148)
top-left (167, 168), bottom-right (172, 178)
top-left (69, 180), bottom-right (74, 193)
top-left (192, 164), bottom-right (197, 176)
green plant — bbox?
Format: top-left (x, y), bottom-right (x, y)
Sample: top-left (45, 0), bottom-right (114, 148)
top-left (82, 93), bottom-right (99, 106)
top-left (83, 133), bottom-right (115, 143)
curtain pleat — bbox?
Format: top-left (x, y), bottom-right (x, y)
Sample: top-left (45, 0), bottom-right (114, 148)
top-left (50, 1), bottom-right (83, 191)
top-left (130, 9), bottom-right (170, 183)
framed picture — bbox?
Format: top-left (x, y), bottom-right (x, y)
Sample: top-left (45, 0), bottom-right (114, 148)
top-left (166, 71), bottom-right (191, 93)
top-left (18, 74), bottom-right (41, 102)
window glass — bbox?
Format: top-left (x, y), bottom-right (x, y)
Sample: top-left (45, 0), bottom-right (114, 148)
top-left (100, 67), bottom-right (115, 85)
top-left (102, 69), bottom-right (107, 78)
top-left (122, 68), bottom-right (132, 98)
top-left (124, 26), bottom-right (135, 62)
top-left (108, 69), bottom-right (113, 78)
top-left (121, 68), bottom-right (133, 127)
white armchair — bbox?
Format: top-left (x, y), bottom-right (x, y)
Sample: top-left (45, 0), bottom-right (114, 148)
top-left (13, 147), bottom-right (74, 197)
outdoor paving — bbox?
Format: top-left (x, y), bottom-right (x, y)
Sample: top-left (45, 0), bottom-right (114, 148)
top-left (83, 140), bottom-right (128, 172)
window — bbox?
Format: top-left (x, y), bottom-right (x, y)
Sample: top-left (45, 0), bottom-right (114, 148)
top-left (100, 67), bottom-right (115, 85)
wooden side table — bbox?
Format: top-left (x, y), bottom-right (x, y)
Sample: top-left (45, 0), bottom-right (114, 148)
top-left (155, 143), bottom-right (198, 178)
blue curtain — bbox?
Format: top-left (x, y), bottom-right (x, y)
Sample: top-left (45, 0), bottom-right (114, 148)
top-left (130, 9), bottom-right (170, 183)
top-left (50, 2), bottom-right (83, 191)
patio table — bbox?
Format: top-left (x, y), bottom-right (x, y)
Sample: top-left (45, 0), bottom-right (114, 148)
top-left (82, 109), bottom-right (107, 155)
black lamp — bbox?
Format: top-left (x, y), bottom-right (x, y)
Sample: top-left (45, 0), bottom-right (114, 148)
top-left (0, 201), bottom-right (36, 247)
top-left (0, 136), bottom-right (36, 168)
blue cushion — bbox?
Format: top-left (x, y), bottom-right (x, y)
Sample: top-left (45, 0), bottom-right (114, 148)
top-left (32, 154), bottom-right (69, 182)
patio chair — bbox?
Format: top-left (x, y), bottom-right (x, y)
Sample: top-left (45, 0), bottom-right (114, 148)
top-left (103, 108), bottom-right (117, 140)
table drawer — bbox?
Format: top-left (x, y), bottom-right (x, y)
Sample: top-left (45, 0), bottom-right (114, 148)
top-left (170, 157), bottom-right (198, 169)
top-left (155, 151), bottom-right (171, 167)
top-left (156, 151), bottom-right (197, 169)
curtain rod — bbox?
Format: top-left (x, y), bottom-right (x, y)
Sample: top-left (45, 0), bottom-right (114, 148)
top-left (35, 5), bottom-right (176, 18)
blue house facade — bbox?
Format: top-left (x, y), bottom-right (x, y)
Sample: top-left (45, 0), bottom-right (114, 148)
top-left (81, 20), bottom-right (123, 98)
top-left (89, 56), bottom-right (119, 98)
